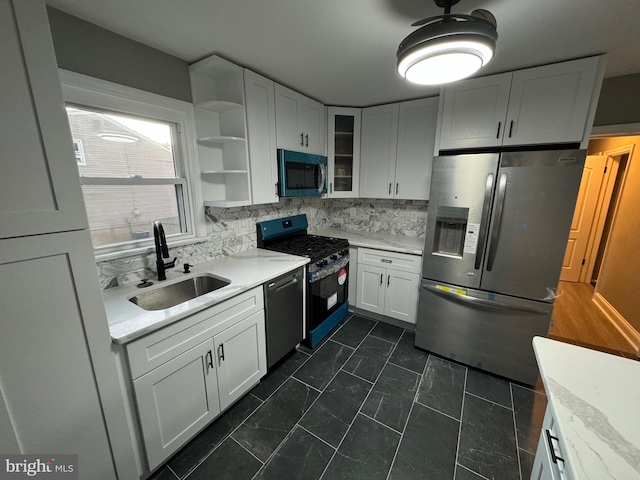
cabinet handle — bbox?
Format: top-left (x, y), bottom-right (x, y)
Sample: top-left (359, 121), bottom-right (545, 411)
top-left (381, 259), bottom-right (392, 264)
top-left (388, 183), bottom-right (392, 195)
top-left (305, 134), bottom-right (309, 147)
top-left (206, 350), bottom-right (214, 369)
top-left (275, 183), bottom-right (279, 196)
top-left (300, 133), bottom-right (304, 146)
top-left (330, 182), bottom-right (333, 194)
top-left (380, 273), bottom-right (383, 286)
top-left (387, 275), bottom-right (390, 287)
top-left (496, 121), bottom-right (502, 139)
top-left (218, 344), bottom-right (225, 363)
top-left (509, 120), bottom-right (514, 138)
top-left (396, 183), bottom-right (399, 195)
top-left (545, 430), bottom-right (565, 464)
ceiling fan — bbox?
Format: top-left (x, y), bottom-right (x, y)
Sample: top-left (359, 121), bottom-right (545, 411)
top-left (396, 0), bottom-right (498, 85)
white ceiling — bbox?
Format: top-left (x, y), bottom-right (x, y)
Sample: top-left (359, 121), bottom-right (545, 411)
top-left (46, 0), bottom-right (640, 107)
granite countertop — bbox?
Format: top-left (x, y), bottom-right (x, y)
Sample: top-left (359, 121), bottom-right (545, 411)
top-left (103, 249), bottom-right (309, 344)
top-left (533, 337), bottom-right (640, 479)
top-left (314, 228), bottom-right (424, 255)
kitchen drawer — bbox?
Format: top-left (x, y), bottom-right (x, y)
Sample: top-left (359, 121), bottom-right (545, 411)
top-left (357, 247), bottom-right (421, 274)
top-left (127, 287), bottom-right (264, 379)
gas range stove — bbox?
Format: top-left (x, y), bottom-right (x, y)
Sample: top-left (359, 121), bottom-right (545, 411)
top-left (261, 234), bottom-right (348, 265)
top-left (256, 214), bottom-right (351, 349)
top-left (256, 216), bottom-right (348, 265)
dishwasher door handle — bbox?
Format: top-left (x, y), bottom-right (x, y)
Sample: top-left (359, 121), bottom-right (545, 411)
top-left (270, 276), bottom-right (299, 293)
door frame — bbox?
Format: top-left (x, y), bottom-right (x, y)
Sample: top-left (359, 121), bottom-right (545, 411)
top-left (577, 146), bottom-right (630, 283)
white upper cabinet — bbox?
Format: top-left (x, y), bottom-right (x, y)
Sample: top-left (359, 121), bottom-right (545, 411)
top-left (438, 56), bottom-right (604, 151)
top-left (327, 107), bottom-right (361, 198)
top-left (360, 103), bottom-right (400, 199)
top-left (438, 73), bottom-right (512, 150)
top-left (274, 84), bottom-right (326, 156)
top-left (503, 57), bottom-right (601, 146)
top-left (395, 97), bottom-right (439, 200)
top-left (244, 69), bottom-right (279, 205)
top-left (360, 98), bottom-right (438, 200)
top-left (0, 0), bottom-right (89, 239)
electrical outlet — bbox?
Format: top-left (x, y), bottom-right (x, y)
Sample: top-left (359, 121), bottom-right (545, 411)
top-left (410, 211), bottom-right (418, 222)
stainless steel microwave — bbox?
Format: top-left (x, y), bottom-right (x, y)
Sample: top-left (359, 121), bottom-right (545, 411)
top-left (277, 149), bottom-right (327, 197)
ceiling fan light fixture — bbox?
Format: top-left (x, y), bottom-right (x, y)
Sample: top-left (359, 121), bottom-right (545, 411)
top-left (397, 8), bottom-right (497, 85)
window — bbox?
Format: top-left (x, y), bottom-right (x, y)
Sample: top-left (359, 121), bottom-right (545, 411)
top-left (73, 139), bottom-right (86, 165)
top-left (60, 70), bottom-right (204, 258)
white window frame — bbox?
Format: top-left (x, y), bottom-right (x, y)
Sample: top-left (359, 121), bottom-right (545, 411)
top-left (59, 69), bottom-right (206, 261)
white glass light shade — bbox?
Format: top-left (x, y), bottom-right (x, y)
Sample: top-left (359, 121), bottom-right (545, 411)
top-left (397, 39), bottom-right (494, 85)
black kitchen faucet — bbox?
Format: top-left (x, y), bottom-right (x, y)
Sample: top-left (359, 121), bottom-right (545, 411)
top-left (153, 221), bottom-right (176, 281)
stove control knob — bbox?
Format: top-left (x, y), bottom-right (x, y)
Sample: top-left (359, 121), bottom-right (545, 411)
top-left (330, 255), bottom-right (338, 260)
top-left (340, 249), bottom-right (348, 256)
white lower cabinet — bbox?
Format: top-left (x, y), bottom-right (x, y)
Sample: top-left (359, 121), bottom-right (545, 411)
top-left (214, 310), bottom-right (266, 411)
top-left (126, 287), bottom-right (267, 471)
top-left (531, 407), bottom-right (572, 480)
top-left (133, 339), bottom-right (221, 469)
top-left (355, 248), bottom-right (421, 324)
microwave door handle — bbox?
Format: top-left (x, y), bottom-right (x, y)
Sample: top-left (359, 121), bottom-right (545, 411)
top-left (486, 172), bottom-right (508, 272)
top-left (315, 164), bottom-right (326, 191)
top-left (474, 173), bottom-right (494, 270)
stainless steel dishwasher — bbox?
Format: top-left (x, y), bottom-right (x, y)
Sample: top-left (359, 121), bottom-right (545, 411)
top-left (264, 267), bottom-right (304, 368)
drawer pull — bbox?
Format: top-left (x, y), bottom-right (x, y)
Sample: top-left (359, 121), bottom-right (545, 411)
top-left (381, 259), bottom-right (392, 264)
top-left (545, 429), bottom-right (565, 464)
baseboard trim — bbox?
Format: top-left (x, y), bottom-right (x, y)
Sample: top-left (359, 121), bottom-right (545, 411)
top-left (592, 292), bottom-right (640, 356)
top-left (349, 306), bottom-right (416, 332)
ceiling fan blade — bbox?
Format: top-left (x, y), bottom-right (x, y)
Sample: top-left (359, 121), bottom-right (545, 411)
top-left (470, 9), bottom-right (497, 27)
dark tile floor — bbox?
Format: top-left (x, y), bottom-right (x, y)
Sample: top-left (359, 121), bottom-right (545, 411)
top-left (151, 313), bottom-right (548, 480)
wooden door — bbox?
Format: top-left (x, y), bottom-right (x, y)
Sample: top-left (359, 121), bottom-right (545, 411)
top-left (560, 155), bottom-right (606, 282)
top-left (214, 310), bottom-right (267, 411)
top-left (359, 103), bottom-right (399, 198)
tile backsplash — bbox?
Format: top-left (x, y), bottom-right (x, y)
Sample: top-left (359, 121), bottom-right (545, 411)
top-left (97, 197), bottom-right (427, 289)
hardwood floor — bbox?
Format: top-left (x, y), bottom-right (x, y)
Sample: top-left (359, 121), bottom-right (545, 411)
top-left (549, 281), bottom-right (637, 358)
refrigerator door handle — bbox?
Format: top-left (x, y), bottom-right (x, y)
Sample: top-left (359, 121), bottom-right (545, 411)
top-left (486, 172), bottom-right (508, 272)
top-left (421, 284), bottom-right (549, 314)
top-left (475, 173), bottom-right (494, 270)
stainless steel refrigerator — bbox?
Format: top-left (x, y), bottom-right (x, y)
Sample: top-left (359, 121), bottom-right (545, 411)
top-left (415, 149), bottom-right (585, 385)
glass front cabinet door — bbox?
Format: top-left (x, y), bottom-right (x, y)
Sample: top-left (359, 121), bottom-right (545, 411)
top-left (327, 107), bottom-right (361, 198)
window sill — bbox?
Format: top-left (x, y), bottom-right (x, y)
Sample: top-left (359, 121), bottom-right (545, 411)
top-left (94, 235), bottom-right (210, 263)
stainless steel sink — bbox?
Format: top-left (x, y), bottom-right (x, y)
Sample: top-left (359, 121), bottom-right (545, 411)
top-left (129, 275), bottom-right (231, 311)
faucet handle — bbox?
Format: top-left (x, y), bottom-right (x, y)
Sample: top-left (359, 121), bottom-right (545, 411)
top-left (165, 257), bottom-right (177, 269)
